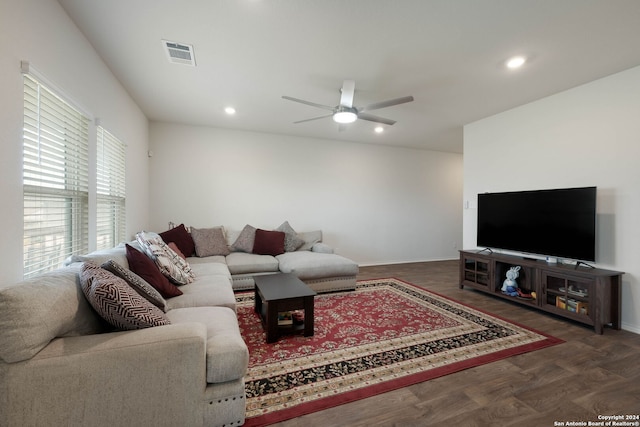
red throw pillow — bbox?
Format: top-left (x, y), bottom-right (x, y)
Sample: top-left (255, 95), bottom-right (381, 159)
top-left (125, 244), bottom-right (183, 298)
top-left (167, 242), bottom-right (186, 260)
top-left (252, 229), bottom-right (285, 256)
top-left (159, 224), bottom-right (195, 257)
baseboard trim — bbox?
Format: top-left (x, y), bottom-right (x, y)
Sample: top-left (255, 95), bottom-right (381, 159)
top-left (358, 257), bottom-right (458, 268)
top-left (620, 322), bottom-right (640, 334)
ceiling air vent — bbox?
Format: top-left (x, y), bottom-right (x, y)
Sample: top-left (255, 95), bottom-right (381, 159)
top-left (162, 40), bottom-right (196, 66)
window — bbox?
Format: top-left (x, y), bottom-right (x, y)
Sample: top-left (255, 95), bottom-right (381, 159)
top-left (96, 126), bottom-right (126, 250)
top-left (23, 74), bottom-right (90, 278)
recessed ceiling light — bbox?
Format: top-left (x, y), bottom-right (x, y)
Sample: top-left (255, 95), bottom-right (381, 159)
top-left (224, 107), bottom-right (236, 115)
top-left (506, 56), bottom-right (526, 69)
top-left (374, 126), bottom-right (384, 133)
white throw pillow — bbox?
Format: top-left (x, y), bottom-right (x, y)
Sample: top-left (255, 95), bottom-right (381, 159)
top-left (136, 231), bottom-right (195, 285)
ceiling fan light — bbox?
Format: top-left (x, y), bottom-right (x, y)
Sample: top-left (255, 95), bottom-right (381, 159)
top-left (333, 111), bottom-right (357, 124)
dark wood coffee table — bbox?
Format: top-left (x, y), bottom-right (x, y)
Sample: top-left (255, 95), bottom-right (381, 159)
top-left (254, 273), bottom-right (317, 343)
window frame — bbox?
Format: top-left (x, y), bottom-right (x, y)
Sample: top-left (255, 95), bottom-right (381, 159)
top-left (22, 72), bottom-right (90, 278)
top-left (96, 125), bottom-right (126, 251)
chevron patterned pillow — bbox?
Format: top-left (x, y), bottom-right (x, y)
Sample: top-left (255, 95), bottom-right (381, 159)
top-left (80, 262), bottom-right (170, 330)
top-left (101, 259), bottom-right (168, 312)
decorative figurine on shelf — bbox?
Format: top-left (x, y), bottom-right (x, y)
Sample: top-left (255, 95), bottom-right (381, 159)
top-left (501, 266), bottom-right (521, 296)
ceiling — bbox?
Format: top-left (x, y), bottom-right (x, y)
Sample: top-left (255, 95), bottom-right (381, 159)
top-left (58, 0), bottom-right (640, 153)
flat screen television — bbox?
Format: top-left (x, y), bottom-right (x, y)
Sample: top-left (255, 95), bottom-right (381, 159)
top-left (477, 186), bottom-right (596, 262)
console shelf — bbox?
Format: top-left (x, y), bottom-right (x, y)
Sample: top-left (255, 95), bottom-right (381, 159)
top-left (459, 250), bottom-right (623, 334)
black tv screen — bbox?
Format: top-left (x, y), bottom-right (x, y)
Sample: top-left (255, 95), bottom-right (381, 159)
top-left (477, 187), bottom-right (596, 261)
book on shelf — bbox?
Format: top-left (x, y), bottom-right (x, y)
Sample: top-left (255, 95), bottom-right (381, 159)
top-left (556, 296), bottom-right (588, 315)
top-left (278, 311), bottom-right (293, 325)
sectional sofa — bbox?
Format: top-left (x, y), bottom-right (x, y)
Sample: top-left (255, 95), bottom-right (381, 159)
top-left (0, 223), bottom-right (358, 426)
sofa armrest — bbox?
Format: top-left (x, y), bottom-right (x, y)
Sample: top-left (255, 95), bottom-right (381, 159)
top-left (311, 242), bottom-right (334, 254)
top-left (0, 323), bottom-right (207, 427)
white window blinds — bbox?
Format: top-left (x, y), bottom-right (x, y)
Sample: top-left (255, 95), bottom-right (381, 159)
top-left (23, 74), bottom-right (90, 278)
top-left (96, 126), bottom-right (126, 250)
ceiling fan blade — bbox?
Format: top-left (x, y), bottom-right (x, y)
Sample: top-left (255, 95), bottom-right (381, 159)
top-left (361, 95), bottom-right (414, 112)
top-left (293, 114), bottom-right (333, 124)
top-left (339, 80), bottom-right (355, 108)
top-left (282, 96), bottom-right (335, 111)
top-left (357, 112), bottom-right (396, 126)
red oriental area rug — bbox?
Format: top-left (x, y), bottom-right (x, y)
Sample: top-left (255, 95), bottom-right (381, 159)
top-left (236, 278), bottom-right (562, 426)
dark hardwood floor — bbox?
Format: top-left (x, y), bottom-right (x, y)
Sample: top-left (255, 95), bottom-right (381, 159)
top-left (270, 260), bottom-right (640, 427)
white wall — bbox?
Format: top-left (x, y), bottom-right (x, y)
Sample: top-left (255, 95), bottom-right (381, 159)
top-left (463, 65), bottom-right (640, 333)
top-left (149, 122), bottom-right (463, 265)
top-left (0, 0), bottom-right (149, 282)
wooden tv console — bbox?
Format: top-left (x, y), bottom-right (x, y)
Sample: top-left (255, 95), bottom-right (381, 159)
top-left (459, 250), bottom-right (623, 334)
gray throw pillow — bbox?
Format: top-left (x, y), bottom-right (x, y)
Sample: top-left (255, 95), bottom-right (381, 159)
top-left (191, 226), bottom-right (230, 257)
top-left (276, 221), bottom-right (305, 252)
top-left (297, 230), bottom-right (323, 251)
top-left (230, 224), bottom-right (257, 253)
top-left (101, 259), bottom-right (168, 312)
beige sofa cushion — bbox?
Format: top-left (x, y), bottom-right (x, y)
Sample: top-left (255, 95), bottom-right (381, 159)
top-left (167, 307), bottom-right (248, 384)
top-left (276, 251), bottom-right (359, 280)
top-left (186, 255), bottom-right (226, 266)
top-left (188, 259), bottom-right (231, 276)
top-left (225, 252), bottom-right (279, 274)
top-left (0, 264), bottom-right (104, 363)
top-left (166, 275), bottom-right (237, 312)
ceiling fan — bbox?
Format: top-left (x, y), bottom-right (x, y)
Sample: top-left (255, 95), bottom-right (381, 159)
top-left (282, 80), bottom-right (414, 126)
